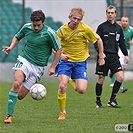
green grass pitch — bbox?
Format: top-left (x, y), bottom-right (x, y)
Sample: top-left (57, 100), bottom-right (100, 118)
top-left (0, 80), bottom-right (132, 133)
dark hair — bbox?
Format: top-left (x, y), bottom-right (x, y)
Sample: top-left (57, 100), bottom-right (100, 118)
top-left (106, 5), bottom-right (117, 13)
top-left (116, 18), bottom-right (121, 21)
top-left (30, 10), bottom-right (45, 23)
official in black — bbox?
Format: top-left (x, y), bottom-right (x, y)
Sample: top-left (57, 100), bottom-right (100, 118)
top-left (95, 5), bottom-right (129, 108)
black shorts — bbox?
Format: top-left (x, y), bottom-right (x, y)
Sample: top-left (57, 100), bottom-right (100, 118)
top-left (95, 53), bottom-right (122, 76)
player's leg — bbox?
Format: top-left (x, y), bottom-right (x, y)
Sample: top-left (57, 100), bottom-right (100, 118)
top-left (69, 78), bottom-right (87, 93)
top-left (120, 64), bottom-right (128, 93)
top-left (107, 70), bottom-right (123, 108)
top-left (4, 70), bottom-right (25, 123)
top-left (54, 61), bottom-right (67, 119)
top-left (107, 54), bottom-right (123, 108)
top-left (75, 79), bottom-right (88, 93)
top-left (107, 59), bottom-right (124, 108)
top-left (71, 61), bottom-right (88, 93)
top-left (68, 78), bottom-right (76, 90)
top-left (95, 61), bottom-right (107, 108)
top-left (95, 75), bottom-right (105, 108)
top-left (4, 56), bottom-right (41, 123)
top-left (109, 72), bottom-right (115, 88)
top-left (57, 60), bottom-right (72, 120)
top-left (18, 74), bottom-right (38, 100)
top-left (18, 64), bottom-right (42, 100)
top-left (118, 49), bottom-right (128, 93)
top-left (18, 86), bottom-right (29, 100)
top-left (58, 74), bottom-right (69, 120)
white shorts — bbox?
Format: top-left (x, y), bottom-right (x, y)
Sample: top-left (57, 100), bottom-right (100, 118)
top-left (118, 49), bottom-right (130, 68)
top-left (12, 56), bottom-right (45, 90)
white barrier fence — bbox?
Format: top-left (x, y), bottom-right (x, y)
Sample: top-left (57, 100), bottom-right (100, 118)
top-left (0, 63), bottom-right (132, 83)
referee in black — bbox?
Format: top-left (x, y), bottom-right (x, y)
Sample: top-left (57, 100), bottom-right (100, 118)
top-left (95, 5), bottom-right (129, 108)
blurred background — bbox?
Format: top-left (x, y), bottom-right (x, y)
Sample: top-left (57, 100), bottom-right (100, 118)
top-left (0, 0), bottom-right (133, 82)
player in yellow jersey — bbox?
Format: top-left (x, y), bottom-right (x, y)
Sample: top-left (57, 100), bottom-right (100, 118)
top-left (56, 7), bottom-right (105, 120)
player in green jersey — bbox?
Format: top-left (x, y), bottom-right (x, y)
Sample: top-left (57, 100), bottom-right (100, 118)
top-left (110, 16), bottom-right (133, 93)
top-left (2, 10), bottom-right (62, 123)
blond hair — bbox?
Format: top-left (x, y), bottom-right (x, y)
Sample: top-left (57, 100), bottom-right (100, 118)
top-left (68, 7), bottom-right (85, 20)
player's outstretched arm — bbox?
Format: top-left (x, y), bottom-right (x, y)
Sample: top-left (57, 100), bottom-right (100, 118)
top-left (48, 48), bottom-right (62, 76)
top-left (2, 36), bottom-right (19, 54)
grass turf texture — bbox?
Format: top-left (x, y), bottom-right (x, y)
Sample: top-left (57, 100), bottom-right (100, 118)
top-left (0, 81), bottom-right (132, 133)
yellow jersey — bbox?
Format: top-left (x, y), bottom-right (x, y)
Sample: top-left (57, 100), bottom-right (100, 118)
top-left (56, 22), bottom-right (100, 62)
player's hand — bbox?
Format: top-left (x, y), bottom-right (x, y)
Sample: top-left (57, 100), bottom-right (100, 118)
top-left (61, 53), bottom-right (70, 61)
top-left (99, 53), bottom-right (106, 59)
top-left (48, 67), bottom-right (55, 76)
top-left (98, 58), bottom-right (105, 66)
top-left (125, 56), bottom-right (129, 64)
top-left (98, 53), bottom-right (105, 66)
top-left (2, 46), bottom-right (11, 54)
top-left (129, 40), bottom-right (133, 46)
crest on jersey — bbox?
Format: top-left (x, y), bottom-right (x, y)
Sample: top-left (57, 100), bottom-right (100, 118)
top-left (116, 33), bottom-right (120, 41)
top-left (41, 32), bottom-right (45, 37)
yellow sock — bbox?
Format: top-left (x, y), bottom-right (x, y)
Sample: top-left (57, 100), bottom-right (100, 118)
top-left (58, 91), bottom-right (66, 112)
top-left (69, 80), bottom-right (76, 90)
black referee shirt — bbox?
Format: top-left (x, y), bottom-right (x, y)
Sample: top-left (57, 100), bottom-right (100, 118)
top-left (96, 20), bottom-right (128, 56)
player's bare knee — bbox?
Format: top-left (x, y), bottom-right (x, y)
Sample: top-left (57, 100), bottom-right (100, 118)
top-left (18, 93), bottom-right (24, 100)
top-left (121, 76), bottom-right (124, 82)
top-left (117, 76), bottom-right (124, 82)
top-left (98, 79), bottom-right (104, 84)
top-left (79, 90), bottom-right (86, 94)
top-left (59, 83), bottom-right (66, 94)
top-left (76, 88), bottom-right (86, 94)
top-left (98, 75), bottom-right (105, 84)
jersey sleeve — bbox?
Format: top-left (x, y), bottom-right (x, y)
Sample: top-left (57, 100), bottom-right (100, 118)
top-left (118, 28), bottom-right (128, 56)
top-left (47, 27), bottom-right (61, 51)
top-left (56, 27), bottom-right (63, 42)
top-left (84, 25), bottom-right (100, 44)
top-left (15, 25), bottom-right (25, 40)
top-left (96, 24), bottom-right (103, 38)
top-left (93, 26), bottom-right (102, 53)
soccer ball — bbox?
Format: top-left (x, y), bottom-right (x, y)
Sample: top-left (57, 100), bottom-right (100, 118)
top-left (30, 83), bottom-right (47, 100)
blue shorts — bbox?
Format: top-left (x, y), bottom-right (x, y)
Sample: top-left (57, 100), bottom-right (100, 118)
top-left (56, 60), bottom-right (88, 80)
